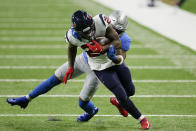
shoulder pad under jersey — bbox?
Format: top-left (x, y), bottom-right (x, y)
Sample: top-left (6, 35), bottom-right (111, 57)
top-left (93, 14), bottom-right (111, 37)
top-left (96, 14), bottom-right (111, 27)
top-left (65, 29), bottom-right (85, 47)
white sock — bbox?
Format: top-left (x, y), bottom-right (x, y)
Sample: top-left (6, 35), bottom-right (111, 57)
top-left (138, 115), bottom-right (145, 122)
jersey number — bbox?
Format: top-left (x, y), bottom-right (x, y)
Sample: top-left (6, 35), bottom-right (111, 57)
top-left (104, 16), bottom-right (111, 24)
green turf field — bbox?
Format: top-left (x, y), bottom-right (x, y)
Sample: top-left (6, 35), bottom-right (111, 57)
top-left (181, 0), bottom-right (196, 13)
top-left (0, 0), bottom-right (196, 130)
top-left (162, 0), bottom-right (196, 14)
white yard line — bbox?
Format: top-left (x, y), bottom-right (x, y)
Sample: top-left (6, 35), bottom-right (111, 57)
top-left (0, 44), bottom-right (151, 49)
top-left (0, 23), bottom-right (65, 28)
top-left (0, 79), bottom-right (196, 83)
top-left (1, 95), bottom-right (196, 98)
top-left (0, 30), bottom-right (63, 35)
top-left (0, 37), bottom-right (63, 42)
top-left (0, 66), bottom-right (59, 69)
top-left (126, 55), bottom-right (196, 59)
top-left (0, 79), bottom-right (82, 82)
top-left (0, 44), bottom-right (172, 49)
top-left (0, 65), bottom-right (195, 69)
top-left (0, 55), bottom-right (196, 59)
top-left (0, 114), bottom-right (195, 117)
top-left (133, 80), bottom-right (196, 83)
top-left (128, 66), bottom-right (196, 69)
top-left (0, 55), bottom-right (66, 59)
top-left (0, 18), bottom-right (65, 22)
top-left (0, 45), bottom-right (67, 49)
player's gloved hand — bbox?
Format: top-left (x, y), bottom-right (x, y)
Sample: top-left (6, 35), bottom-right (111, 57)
top-left (107, 45), bottom-right (117, 61)
top-left (63, 66), bottom-right (74, 84)
top-left (87, 40), bottom-right (103, 53)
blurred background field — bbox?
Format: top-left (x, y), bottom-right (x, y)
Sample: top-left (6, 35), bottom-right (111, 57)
top-left (0, 0), bottom-right (196, 130)
top-left (162, 0), bottom-right (196, 13)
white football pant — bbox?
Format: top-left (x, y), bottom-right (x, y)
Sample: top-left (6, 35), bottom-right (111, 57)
top-left (55, 53), bottom-right (100, 101)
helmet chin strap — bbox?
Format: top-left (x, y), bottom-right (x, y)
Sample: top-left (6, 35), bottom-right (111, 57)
top-left (84, 30), bottom-right (95, 41)
top-left (89, 30), bottom-right (95, 40)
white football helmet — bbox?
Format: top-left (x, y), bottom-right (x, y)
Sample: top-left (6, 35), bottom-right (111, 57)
top-left (109, 10), bottom-right (128, 32)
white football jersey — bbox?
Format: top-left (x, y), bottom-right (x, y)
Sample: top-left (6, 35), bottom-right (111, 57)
top-left (65, 14), bottom-right (116, 71)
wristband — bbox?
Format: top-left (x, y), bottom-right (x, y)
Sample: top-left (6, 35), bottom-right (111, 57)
top-left (111, 55), bottom-right (117, 61)
top-left (116, 55), bottom-right (124, 65)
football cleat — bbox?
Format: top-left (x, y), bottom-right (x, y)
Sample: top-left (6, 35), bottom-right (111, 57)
top-left (6, 96), bottom-right (29, 109)
top-left (110, 97), bottom-right (128, 117)
top-left (77, 107), bottom-right (98, 122)
top-left (140, 118), bottom-right (151, 130)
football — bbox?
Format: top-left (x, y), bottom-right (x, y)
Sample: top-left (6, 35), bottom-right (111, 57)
top-left (95, 37), bottom-right (110, 46)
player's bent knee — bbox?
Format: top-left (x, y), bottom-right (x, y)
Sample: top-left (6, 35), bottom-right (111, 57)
top-left (89, 82), bottom-right (99, 90)
top-left (127, 88), bottom-right (135, 97)
top-left (54, 71), bottom-right (63, 82)
top-left (49, 74), bottom-right (61, 86)
top-left (54, 74), bottom-right (62, 83)
top-left (117, 95), bottom-right (128, 104)
top-left (89, 75), bottom-right (100, 86)
top-left (118, 96), bottom-right (129, 106)
top-left (54, 63), bottom-right (69, 81)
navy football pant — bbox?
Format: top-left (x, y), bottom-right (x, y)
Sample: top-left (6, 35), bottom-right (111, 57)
top-left (94, 63), bottom-right (141, 119)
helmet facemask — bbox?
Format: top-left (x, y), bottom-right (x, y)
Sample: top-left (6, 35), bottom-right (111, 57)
top-left (75, 22), bottom-right (95, 40)
top-left (71, 10), bottom-right (95, 41)
top-left (109, 10), bottom-right (128, 35)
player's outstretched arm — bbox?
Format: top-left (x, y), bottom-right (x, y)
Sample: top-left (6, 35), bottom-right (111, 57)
top-left (63, 43), bottom-right (77, 83)
top-left (67, 43), bottom-right (77, 67)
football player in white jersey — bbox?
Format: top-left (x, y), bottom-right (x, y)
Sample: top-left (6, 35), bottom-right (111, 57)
top-left (7, 10), bottom-right (150, 129)
top-left (64, 10), bottom-right (150, 129)
top-left (56, 10), bottom-right (133, 122)
top-left (6, 10), bottom-right (122, 120)
top-left (6, 10), bottom-right (127, 119)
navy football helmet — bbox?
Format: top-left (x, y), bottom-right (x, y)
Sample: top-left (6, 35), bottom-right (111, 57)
top-left (72, 10), bottom-right (95, 40)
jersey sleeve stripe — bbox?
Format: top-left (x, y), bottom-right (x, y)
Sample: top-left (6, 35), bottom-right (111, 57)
top-left (99, 14), bottom-right (106, 26)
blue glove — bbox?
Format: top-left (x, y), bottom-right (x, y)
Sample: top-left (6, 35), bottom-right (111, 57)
top-left (107, 45), bottom-right (117, 61)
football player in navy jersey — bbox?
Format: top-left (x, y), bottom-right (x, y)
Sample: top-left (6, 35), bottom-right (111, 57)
top-left (64, 10), bottom-right (150, 129)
